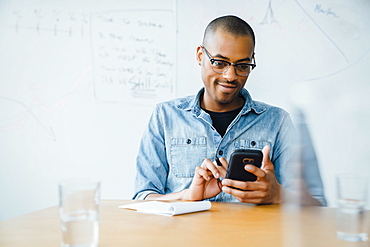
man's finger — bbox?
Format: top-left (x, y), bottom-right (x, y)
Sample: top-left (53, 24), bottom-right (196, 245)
top-left (214, 157), bottom-right (228, 178)
top-left (195, 166), bottom-right (214, 180)
top-left (222, 185), bottom-right (262, 198)
top-left (201, 159), bottom-right (220, 179)
top-left (222, 178), bottom-right (265, 191)
top-left (261, 145), bottom-right (274, 172)
top-left (244, 164), bottom-right (266, 179)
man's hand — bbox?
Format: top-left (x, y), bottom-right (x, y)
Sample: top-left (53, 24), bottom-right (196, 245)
top-left (182, 158), bottom-right (227, 201)
top-left (221, 146), bottom-right (282, 204)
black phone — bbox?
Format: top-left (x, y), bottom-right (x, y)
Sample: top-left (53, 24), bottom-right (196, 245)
top-left (226, 149), bottom-right (263, 182)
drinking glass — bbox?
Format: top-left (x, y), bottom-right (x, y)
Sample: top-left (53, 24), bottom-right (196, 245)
top-left (59, 179), bottom-right (100, 247)
top-left (336, 174), bottom-right (368, 242)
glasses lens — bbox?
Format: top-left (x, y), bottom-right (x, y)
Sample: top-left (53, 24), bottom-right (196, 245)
top-left (211, 62), bottom-right (252, 76)
top-left (211, 60), bottom-right (229, 72)
top-left (235, 64), bottom-right (252, 76)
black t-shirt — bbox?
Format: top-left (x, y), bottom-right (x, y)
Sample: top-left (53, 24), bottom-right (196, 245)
top-left (204, 106), bottom-right (243, 137)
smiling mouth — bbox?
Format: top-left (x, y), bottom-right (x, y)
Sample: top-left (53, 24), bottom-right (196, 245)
top-left (219, 83), bottom-right (236, 88)
top-left (217, 83), bottom-right (237, 93)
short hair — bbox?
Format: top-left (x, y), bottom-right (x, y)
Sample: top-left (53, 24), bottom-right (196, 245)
top-left (203, 15), bottom-right (255, 46)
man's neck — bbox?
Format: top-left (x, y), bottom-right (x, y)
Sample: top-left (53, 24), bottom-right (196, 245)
top-left (201, 95), bottom-right (245, 113)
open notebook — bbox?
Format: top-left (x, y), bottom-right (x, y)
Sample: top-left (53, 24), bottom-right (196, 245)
top-left (119, 201), bottom-right (211, 216)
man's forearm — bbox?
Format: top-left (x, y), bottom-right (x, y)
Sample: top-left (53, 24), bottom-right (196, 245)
top-left (144, 189), bottom-right (191, 201)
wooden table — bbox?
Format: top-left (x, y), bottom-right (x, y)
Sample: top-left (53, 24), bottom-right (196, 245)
top-left (0, 200), bottom-right (369, 247)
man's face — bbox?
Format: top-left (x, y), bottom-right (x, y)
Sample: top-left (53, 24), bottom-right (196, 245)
top-left (196, 30), bottom-right (255, 112)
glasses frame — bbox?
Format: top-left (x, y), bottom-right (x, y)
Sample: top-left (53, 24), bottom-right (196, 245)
top-left (201, 46), bottom-right (256, 76)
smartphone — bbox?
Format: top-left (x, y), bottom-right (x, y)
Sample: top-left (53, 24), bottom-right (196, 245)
top-left (226, 149), bottom-right (263, 182)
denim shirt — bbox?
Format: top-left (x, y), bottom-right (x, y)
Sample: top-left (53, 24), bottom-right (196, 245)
top-left (133, 88), bottom-right (326, 205)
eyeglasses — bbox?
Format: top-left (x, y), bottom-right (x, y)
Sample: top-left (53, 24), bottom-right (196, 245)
top-left (201, 46), bottom-right (256, 76)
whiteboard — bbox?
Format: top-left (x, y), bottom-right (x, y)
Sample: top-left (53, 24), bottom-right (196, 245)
top-left (1, 0), bottom-right (370, 220)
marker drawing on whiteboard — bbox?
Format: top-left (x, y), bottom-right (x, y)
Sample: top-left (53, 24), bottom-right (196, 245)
top-left (0, 94), bottom-right (56, 141)
top-left (10, 9), bottom-right (89, 38)
top-left (0, 66), bottom-right (91, 141)
top-left (0, 113), bottom-right (30, 131)
top-left (36, 66), bottom-right (91, 117)
top-left (91, 10), bottom-right (175, 103)
top-left (314, 4), bottom-right (339, 18)
top-left (68, 66), bottom-right (92, 93)
top-left (294, 0), bottom-right (349, 64)
top-left (260, 0), bottom-right (278, 25)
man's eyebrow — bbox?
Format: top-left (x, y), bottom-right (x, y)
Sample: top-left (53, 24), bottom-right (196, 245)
top-left (236, 57), bottom-right (252, 63)
top-left (213, 53), bottom-right (229, 60)
top-left (213, 54), bottom-right (252, 62)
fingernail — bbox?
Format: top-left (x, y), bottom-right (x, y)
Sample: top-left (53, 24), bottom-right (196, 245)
top-left (215, 173), bottom-right (220, 178)
top-left (245, 165), bottom-right (253, 171)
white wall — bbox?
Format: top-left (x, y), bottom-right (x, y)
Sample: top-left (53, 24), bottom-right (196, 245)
top-left (1, 0), bottom-right (369, 220)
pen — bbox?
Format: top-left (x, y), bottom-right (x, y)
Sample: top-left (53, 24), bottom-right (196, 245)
top-left (215, 156), bottom-right (222, 166)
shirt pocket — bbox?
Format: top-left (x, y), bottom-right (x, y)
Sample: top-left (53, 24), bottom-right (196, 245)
top-left (234, 139), bottom-right (271, 150)
top-left (170, 137), bottom-right (207, 178)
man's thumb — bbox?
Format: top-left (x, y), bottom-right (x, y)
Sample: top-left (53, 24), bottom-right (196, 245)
top-left (261, 145), bottom-right (274, 171)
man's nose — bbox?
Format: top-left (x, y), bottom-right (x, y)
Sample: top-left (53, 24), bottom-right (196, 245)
top-left (222, 65), bottom-right (238, 82)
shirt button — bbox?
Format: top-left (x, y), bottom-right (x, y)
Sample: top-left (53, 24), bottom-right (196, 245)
top-left (251, 141), bottom-right (256, 147)
top-left (218, 150), bottom-right (223, 155)
top-left (186, 139), bottom-right (191, 144)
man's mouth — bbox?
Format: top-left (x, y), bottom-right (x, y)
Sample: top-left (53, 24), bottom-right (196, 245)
top-left (217, 82), bottom-right (237, 93)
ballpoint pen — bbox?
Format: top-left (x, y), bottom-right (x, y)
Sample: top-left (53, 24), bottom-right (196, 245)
top-left (215, 156), bottom-right (222, 166)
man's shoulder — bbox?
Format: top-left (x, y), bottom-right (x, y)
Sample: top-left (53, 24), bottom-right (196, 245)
top-left (156, 94), bottom-right (196, 111)
top-left (253, 100), bottom-right (288, 111)
top-left (241, 88), bottom-right (288, 116)
top-left (251, 100), bottom-right (290, 116)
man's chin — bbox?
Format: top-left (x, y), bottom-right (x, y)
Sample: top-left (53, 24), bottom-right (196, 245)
top-left (215, 96), bottom-right (235, 105)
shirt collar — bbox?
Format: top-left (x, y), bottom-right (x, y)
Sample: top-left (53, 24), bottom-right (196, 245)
top-left (177, 87), bottom-right (266, 115)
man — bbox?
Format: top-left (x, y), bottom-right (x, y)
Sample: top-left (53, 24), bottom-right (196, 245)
top-left (133, 15), bottom-right (326, 206)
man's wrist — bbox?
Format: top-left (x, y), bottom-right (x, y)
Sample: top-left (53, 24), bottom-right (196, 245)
top-left (275, 185), bottom-right (283, 204)
top-left (181, 188), bottom-right (191, 200)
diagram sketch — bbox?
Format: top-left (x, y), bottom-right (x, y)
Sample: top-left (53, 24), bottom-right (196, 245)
top-left (9, 8), bottom-right (89, 38)
top-left (260, 0), bottom-right (278, 25)
top-left (256, 0), bottom-right (370, 82)
top-left (90, 10), bottom-right (176, 104)
top-left (0, 66), bottom-right (91, 140)
top-left (0, 7), bottom-right (94, 138)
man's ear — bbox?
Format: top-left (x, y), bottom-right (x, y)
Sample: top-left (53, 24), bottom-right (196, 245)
top-left (196, 45), bottom-right (203, 66)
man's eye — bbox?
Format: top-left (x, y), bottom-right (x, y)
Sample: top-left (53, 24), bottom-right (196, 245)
top-left (212, 60), bottom-right (228, 68)
top-left (236, 64), bottom-right (251, 72)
